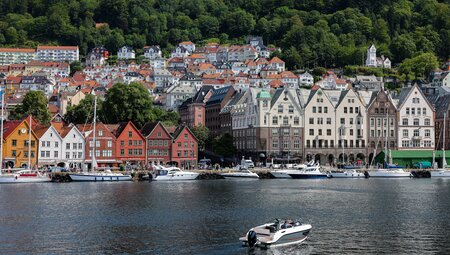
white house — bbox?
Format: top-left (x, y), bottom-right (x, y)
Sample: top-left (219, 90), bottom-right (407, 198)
top-left (171, 46), bottom-right (189, 58)
top-left (118, 46), bottom-right (135, 59)
top-left (299, 72), bottom-right (314, 86)
top-left (37, 125), bottom-right (63, 167)
top-left (396, 84), bottom-right (435, 150)
top-left (365, 44), bottom-right (391, 69)
top-left (179, 41), bottom-right (195, 53)
top-left (144, 46), bottom-right (162, 60)
top-left (61, 124), bottom-right (85, 169)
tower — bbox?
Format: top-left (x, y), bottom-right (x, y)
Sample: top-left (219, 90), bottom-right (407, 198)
top-left (366, 44), bottom-right (377, 67)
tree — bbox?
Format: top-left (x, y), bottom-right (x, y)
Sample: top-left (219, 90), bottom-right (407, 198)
top-left (70, 61), bottom-right (82, 76)
top-left (101, 82), bottom-right (153, 129)
top-left (212, 133), bottom-right (237, 157)
top-left (13, 91), bottom-right (50, 124)
top-left (64, 94), bottom-right (99, 124)
top-left (191, 124), bottom-right (209, 151)
top-left (390, 34), bottom-right (417, 62)
top-left (399, 52), bottom-right (439, 79)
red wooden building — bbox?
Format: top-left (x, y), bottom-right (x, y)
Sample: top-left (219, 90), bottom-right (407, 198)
top-left (140, 122), bottom-right (172, 165)
top-left (111, 121), bottom-right (145, 167)
top-left (77, 122), bottom-right (118, 168)
top-left (170, 125), bottom-right (198, 169)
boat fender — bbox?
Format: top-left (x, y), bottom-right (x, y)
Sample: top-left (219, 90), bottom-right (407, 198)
top-left (247, 230), bottom-right (257, 247)
top-left (364, 171), bottom-right (369, 178)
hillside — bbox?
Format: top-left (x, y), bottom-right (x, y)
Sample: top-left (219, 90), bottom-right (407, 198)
top-left (0, 0), bottom-right (449, 69)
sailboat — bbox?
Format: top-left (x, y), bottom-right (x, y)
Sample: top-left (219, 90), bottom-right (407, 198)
top-left (0, 112), bottom-right (51, 183)
top-left (367, 110), bottom-right (411, 178)
top-left (69, 96), bottom-right (132, 182)
top-left (430, 113), bottom-right (450, 177)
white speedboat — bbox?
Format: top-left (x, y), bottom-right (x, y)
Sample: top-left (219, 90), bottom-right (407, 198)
top-left (152, 167), bottom-right (199, 181)
top-left (288, 164), bottom-right (328, 179)
top-left (270, 169), bottom-right (301, 178)
top-left (327, 169), bottom-right (365, 178)
top-left (240, 219), bottom-right (312, 248)
top-left (69, 170), bottom-right (132, 181)
top-left (0, 170), bottom-right (51, 183)
top-left (366, 169), bottom-right (411, 178)
top-left (221, 169), bottom-right (259, 178)
top-left (430, 169), bottom-right (450, 178)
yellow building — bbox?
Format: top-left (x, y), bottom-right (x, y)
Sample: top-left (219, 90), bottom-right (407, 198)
top-left (2, 118), bottom-right (38, 168)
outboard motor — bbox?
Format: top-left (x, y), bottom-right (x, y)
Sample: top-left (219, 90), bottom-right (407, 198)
top-left (247, 230), bottom-right (257, 247)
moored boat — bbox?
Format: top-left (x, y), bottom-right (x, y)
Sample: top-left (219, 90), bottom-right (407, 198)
top-left (240, 219), bottom-right (312, 248)
top-left (69, 169), bottom-right (132, 181)
top-left (288, 164), bottom-right (328, 179)
top-left (366, 168), bottom-right (411, 178)
top-left (152, 167), bottom-right (199, 181)
top-left (0, 170), bottom-right (51, 183)
top-left (221, 169), bottom-right (259, 178)
top-left (327, 169), bottom-right (365, 178)
top-left (430, 169), bottom-right (450, 178)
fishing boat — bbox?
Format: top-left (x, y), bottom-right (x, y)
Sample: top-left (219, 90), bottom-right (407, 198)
top-left (240, 219), bottom-right (312, 248)
top-left (152, 166), bottom-right (199, 181)
top-left (69, 96), bottom-right (131, 182)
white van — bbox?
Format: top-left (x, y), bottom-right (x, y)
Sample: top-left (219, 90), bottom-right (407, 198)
top-left (240, 159), bottom-right (255, 170)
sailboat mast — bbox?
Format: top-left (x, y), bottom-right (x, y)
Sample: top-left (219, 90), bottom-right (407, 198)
top-left (92, 96), bottom-right (97, 171)
top-left (28, 115), bottom-right (32, 169)
top-left (443, 112), bottom-right (446, 167)
top-left (384, 109), bottom-right (388, 165)
top-left (0, 90), bottom-right (3, 174)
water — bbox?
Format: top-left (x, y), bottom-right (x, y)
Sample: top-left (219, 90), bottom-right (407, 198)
top-left (1, 179), bottom-right (450, 254)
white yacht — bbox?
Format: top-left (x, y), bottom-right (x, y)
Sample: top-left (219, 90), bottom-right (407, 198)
top-left (69, 170), bottom-right (132, 182)
top-left (327, 169), bottom-right (365, 178)
top-left (240, 219), bottom-right (312, 248)
top-left (366, 168), bottom-right (412, 178)
top-left (430, 169), bottom-right (450, 178)
top-left (152, 167), bottom-right (199, 181)
top-left (288, 164), bottom-right (328, 179)
top-left (221, 169), bottom-right (259, 178)
top-left (271, 161), bottom-right (315, 178)
top-left (0, 170), bottom-right (51, 183)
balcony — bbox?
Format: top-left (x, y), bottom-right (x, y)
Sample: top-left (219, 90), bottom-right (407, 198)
top-left (412, 136), bottom-right (422, 140)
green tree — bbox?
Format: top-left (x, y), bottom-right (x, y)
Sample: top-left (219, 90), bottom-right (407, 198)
top-left (64, 94), bottom-right (99, 124)
top-left (70, 61), bottom-right (82, 76)
top-left (191, 124), bottom-right (209, 151)
top-left (399, 52), bottom-right (439, 79)
top-left (390, 34), bottom-right (417, 62)
top-left (101, 82), bottom-right (153, 128)
top-left (13, 91), bottom-right (50, 124)
top-left (225, 9), bottom-right (256, 37)
top-left (212, 133), bottom-right (237, 157)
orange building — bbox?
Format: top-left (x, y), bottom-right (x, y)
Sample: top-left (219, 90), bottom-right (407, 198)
top-left (2, 117), bottom-right (39, 168)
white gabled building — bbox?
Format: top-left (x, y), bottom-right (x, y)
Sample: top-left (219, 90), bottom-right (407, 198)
top-left (61, 124), bottom-right (85, 169)
top-left (37, 125), bottom-right (63, 167)
top-left (144, 46), bottom-right (162, 60)
top-left (118, 46), bottom-right (135, 59)
top-left (396, 84), bottom-right (435, 150)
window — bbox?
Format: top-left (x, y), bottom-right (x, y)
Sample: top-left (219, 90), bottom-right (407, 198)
top-left (344, 107), bottom-right (347, 113)
top-left (128, 131), bottom-right (133, 138)
top-left (66, 152), bottom-right (70, 159)
top-left (414, 129), bottom-right (420, 137)
top-left (54, 151), bottom-right (58, 158)
top-left (377, 118), bottom-right (381, 126)
top-left (318, 118), bottom-right (323, 124)
top-left (406, 108), bottom-right (410, 115)
top-left (55, 142), bottom-right (59, 148)
top-left (294, 140), bottom-right (300, 149)
top-left (157, 132), bottom-right (161, 137)
top-left (309, 129), bottom-right (314, 135)
top-left (423, 108), bottom-right (426, 115)
top-left (375, 108), bottom-right (379, 114)
top-left (98, 130), bottom-right (103, 136)
top-left (312, 107), bottom-right (316, 113)
top-left (327, 129), bottom-right (331, 136)
top-left (107, 141), bottom-right (112, 147)
top-left (128, 149), bottom-right (133, 155)
top-left (120, 149), bottom-right (124, 156)
top-left (283, 116), bottom-right (288, 125)
top-left (371, 130), bottom-right (374, 137)
top-left (403, 130), bottom-right (408, 137)
top-left (324, 107), bottom-right (328, 113)
top-left (184, 134), bottom-right (188, 139)
top-left (411, 108), bottom-right (415, 115)
top-left (272, 116), bottom-right (278, 125)
top-left (41, 141), bottom-right (45, 147)
top-left (340, 118), bottom-right (345, 125)
top-left (288, 105), bottom-right (294, 113)
top-left (46, 141), bottom-right (49, 147)
top-left (272, 140), bottom-right (278, 148)
top-left (318, 107), bottom-right (322, 113)
top-left (425, 119), bottom-right (430, 126)
top-left (417, 108), bottom-right (421, 115)
top-left (425, 129), bottom-right (430, 137)
top-left (309, 118), bottom-right (314, 124)
top-left (413, 119), bottom-right (419, 126)
top-left (66, 143), bottom-right (70, 149)
top-left (294, 129), bottom-right (299, 136)
top-left (129, 140), bottom-right (132, 146)
top-left (278, 105), bottom-right (283, 113)
top-left (402, 140), bottom-right (410, 147)
top-left (164, 140), bottom-right (168, 146)
top-left (306, 140), bottom-right (310, 148)
top-left (350, 118), bottom-right (354, 125)
top-left (424, 141), bottom-right (432, 147)
top-left (327, 118), bottom-right (331, 125)
top-left (294, 117), bottom-right (299, 125)
top-left (272, 129), bottom-right (278, 135)
top-left (413, 97), bottom-right (420, 103)
top-left (350, 107), bottom-right (353, 114)
top-left (45, 151), bottom-right (50, 158)
top-left (120, 141), bottom-right (124, 147)
top-left (402, 118), bottom-right (408, 126)
top-left (283, 140), bottom-right (289, 149)
top-left (78, 152), bottom-right (82, 158)
top-left (350, 129), bottom-right (354, 136)
top-left (370, 118), bottom-right (374, 127)
top-left (41, 151), bottom-right (45, 158)
top-left (12, 140), bottom-right (17, 146)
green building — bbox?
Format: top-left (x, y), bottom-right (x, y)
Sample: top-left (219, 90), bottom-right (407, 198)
top-left (374, 150), bottom-right (450, 168)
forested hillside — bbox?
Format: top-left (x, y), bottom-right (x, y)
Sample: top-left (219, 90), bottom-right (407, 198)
top-left (0, 0), bottom-right (448, 68)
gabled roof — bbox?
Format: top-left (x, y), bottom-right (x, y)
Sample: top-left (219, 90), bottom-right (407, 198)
top-left (396, 84), bottom-right (434, 110)
top-left (171, 125), bottom-right (197, 142)
top-left (140, 121), bottom-right (172, 138)
top-left (434, 94), bottom-right (450, 119)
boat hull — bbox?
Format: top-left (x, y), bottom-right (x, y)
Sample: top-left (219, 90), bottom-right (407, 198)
top-left (366, 170), bottom-right (411, 178)
top-left (328, 171), bottom-right (365, 178)
top-left (289, 173), bottom-right (328, 179)
top-left (69, 174), bottom-right (132, 182)
top-left (0, 175), bottom-right (51, 183)
top-left (270, 171), bottom-right (292, 178)
top-left (430, 170), bottom-right (450, 177)
top-left (265, 230), bottom-right (310, 247)
top-left (221, 173), bottom-right (259, 178)
top-left (152, 172), bottom-right (199, 181)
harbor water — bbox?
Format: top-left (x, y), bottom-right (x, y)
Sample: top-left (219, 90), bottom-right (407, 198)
top-left (1, 178), bottom-right (450, 254)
